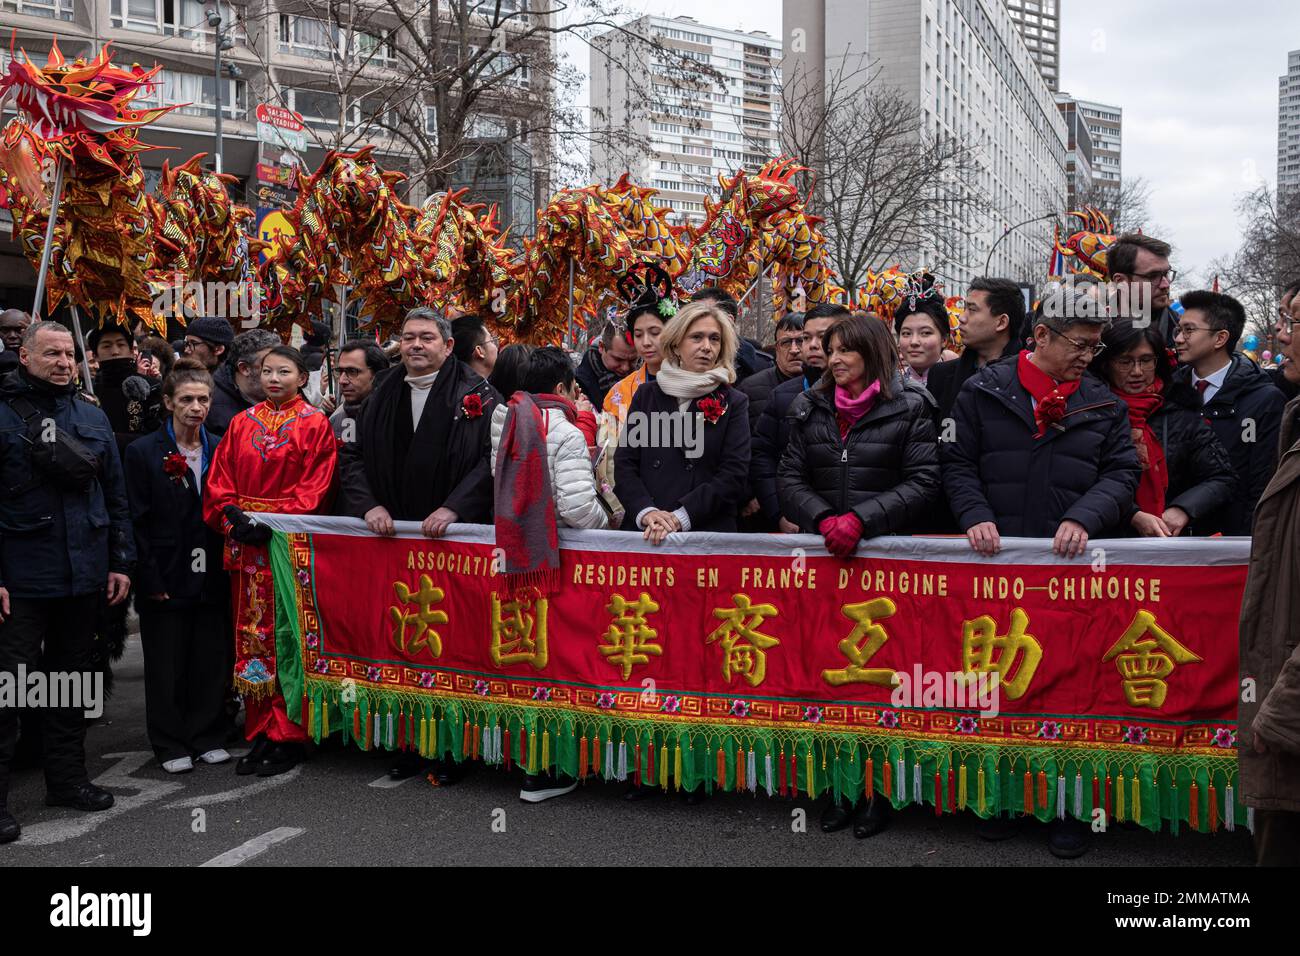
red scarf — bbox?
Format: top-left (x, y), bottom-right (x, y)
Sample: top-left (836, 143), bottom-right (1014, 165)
top-left (493, 392), bottom-right (564, 595)
top-left (1017, 350), bottom-right (1081, 438)
top-left (1112, 380), bottom-right (1168, 517)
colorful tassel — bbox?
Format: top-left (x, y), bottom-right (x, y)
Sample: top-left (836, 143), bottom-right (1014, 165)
top-left (788, 751), bottom-right (796, 798)
top-left (503, 728), bottom-right (512, 770)
top-left (529, 727), bottom-right (538, 774)
top-left (322, 703), bottom-right (329, 739)
top-left (896, 756), bottom-right (905, 802)
top-left (473, 723), bottom-right (481, 762)
top-left (1092, 773), bottom-right (1100, 814)
top-left (1116, 772), bottom-right (1126, 822)
top-left (1131, 772), bottom-right (1141, 824)
top-left (1057, 774), bottom-right (1066, 820)
top-left (418, 714), bottom-right (428, 756)
top-left (635, 743), bottom-right (642, 788)
top-left (352, 705), bottom-right (361, 745)
top-left (716, 746), bottom-right (726, 790)
top-left (592, 734), bottom-right (600, 776)
top-left (1023, 770), bottom-right (1033, 815)
top-left (958, 762), bottom-right (968, 810)
top-left (675, 743), bottom-right (684, 792)
top-left (660, 744), bottom-right (669, 789)
top-left (617, 740), bottom-right (628, 781)
top-left (977, 765), bottom-right (986, 814)
top-left (1038, 770), bottom-right (1048, 812)
top-left (865, 756), bottom-right (874, 800)
top-left (933, 771), bottom-right (942, 816)
top-left (806, 749), bottom-right (815, 799)
top-left (947, 765), bottom-right (955, 814)
top-left (735, 748), bottom-right (745, 792)
top-left (578, 735), bottom-right (589, 780)
top-left (1225, 783), bottom-right (1235, 831)
top-left (1189, 780), bottom-right (1200, 832)
top-left (1074, 772), bottom-right (1083, 819)
top-left (303, 695), bottom-right (311, 739)
top-left (1105, 773), bottom-right (1113, 822)
top-left (1247, 806), bottom-right (1254, 834)
top-left (396, 708), bottom-right (405, 751)
top-left (912, 760), bottom-right (921, 807)
top-left (882, 757), bottom-right (892, 803)
top-left (1208, 784), bottom-right (1219, 833)
top-left (541, 730), bottom-right (549, 774)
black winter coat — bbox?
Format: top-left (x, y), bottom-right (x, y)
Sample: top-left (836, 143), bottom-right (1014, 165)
top-left (0, 368), bottom-right (136, 597)
top-left (1168, 356), bottom-right (1287, 535)
top-left (737, 364), bottom-right (798, 435)
top-left (751, 372), bottom-right (817, 521)
top-left (614, 381), bottom-right (751, 533)
top-left (777, 378), bottom-right (941, 535)
top-left (924, 335), bottom-right (1021, 422)
top-left (941, 360), bottom-right (1141, 538)
top-left (573, 344), bottom-right (622, 412)
top-left (206, 364), bottom-right (252, 438)
top-left (124, 425), bottom-right (228, 606)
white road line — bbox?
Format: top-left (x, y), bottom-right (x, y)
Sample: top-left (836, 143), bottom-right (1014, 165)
top-left (367, 773), bottom-right (415, 789)
top-left (162, 765), bottom-right (303, 808)
top-left (199, 827), bottom-right (305, 867)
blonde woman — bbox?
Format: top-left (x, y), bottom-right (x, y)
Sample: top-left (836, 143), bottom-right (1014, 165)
top-left (613, 301), bottom-right (751, 543)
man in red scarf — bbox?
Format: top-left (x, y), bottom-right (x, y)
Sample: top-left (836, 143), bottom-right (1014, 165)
top-left (940, 290), bottom-right (1141, 860)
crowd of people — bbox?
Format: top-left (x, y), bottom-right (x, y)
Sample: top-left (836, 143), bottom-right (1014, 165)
top-left (0, 229), bottom-right (1298, 865)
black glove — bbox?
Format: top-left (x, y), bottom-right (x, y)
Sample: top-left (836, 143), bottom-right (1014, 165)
top-left (224, 505), bottom-right (272, 546)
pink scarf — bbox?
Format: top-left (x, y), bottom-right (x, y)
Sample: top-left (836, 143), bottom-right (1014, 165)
top-left (834, 381), bottom-right (881, 439)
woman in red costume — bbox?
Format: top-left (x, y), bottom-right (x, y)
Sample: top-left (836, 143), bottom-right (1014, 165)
top-left (204, 345), bottom-right (336, 776)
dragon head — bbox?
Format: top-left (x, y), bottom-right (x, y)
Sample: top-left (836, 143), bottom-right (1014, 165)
top-left (0, 37), bottom-right (172, 171)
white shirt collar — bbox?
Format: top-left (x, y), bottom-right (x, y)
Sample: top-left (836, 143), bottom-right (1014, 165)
top-left (1193, 360), bottom-right (1231, 388)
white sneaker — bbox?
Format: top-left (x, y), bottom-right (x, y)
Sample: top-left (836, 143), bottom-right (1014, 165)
top-left (519, 773), bottom-right (578, 803)
top-left (162, 756), bottom-right (194, 774)
top-left (197, 749), bottom-right (231, 765)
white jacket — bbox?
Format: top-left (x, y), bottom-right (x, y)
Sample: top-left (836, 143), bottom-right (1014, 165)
top-left (490, 402), bottom-right (609, 530)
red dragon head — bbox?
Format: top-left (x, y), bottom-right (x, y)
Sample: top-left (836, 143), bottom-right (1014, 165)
top-left (0, 37), bottom-right (173, 171)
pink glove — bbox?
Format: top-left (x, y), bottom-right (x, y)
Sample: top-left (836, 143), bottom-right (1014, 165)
top-left (820, 513), bottom-right (863, 557)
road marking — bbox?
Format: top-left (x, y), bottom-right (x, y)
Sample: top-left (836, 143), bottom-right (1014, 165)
top-left (200, 827), bottom-right (305, 867)
top-left (17, 752), bottom-right (182, 847)
top-left (162, 765), bottom-right (303, 808)
top-left (368, 773), bottom-right (415, 789)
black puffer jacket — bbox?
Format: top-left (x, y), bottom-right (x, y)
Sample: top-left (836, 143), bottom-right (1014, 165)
top-left (941, 360), bottom-right (1141, 537)
top-left (207, 364), bottom-right (253, 438)
top-left (737, 364), bottom-right (798, 434)
top-left (1168, 355), bottom-right (1287, 535)
top-left (1117, 394), bottom-right (1236, 533)
top-left (777, 377), bottom-right (941, 535)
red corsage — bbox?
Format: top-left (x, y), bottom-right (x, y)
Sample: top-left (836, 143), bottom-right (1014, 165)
top-left (462, 393), bottom-right (484, 419)
top-left (697, 396), bottom-right (726, 424)
top-left (163, 451), bottom-right (189, 488)
top-left (1034, 391), bottom-right (1069, 437)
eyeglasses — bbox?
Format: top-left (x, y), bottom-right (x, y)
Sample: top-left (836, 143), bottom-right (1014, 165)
top-left (1132, 269), bottom-right (1177, 283)
top-left (1111, 355), bottom-right (1157, 371)
top-left (1049, 328), bottom-right (1106, 357)
top-left (337, 367), bottom-right (369, 378)
top-left (1176, 324), bottom-right (1215, 338)
top-left (182, 338), bottom-right (205, 351)
top-left (776, 335), bottom-right (805, 350)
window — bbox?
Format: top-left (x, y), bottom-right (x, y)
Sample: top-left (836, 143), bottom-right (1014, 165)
top-left (134, 69), bottom-right (246, 120)
top-left (278, 15), bottom-right (393, 65)
top-left (3, 0), bottom-right (75, 20)
top-left (112, 0), bottom-right (244, 43)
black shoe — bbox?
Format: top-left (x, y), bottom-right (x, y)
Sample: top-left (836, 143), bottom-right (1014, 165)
top-left (624, 783), bottom-right (658, 801)
top-left (0, 810), bottom-right (19, 844)
top-left (852, 796), bottom-right (891, 839)
top-left (236, 735), bottom-right (270, 775)
top-left (256, 742), bottom-right (302, 777)
top-left (428, 758), bottom-right (458, 786)
top-left (975, 814), bottom-right (1023, 842)
top-left (388, 751), bottom-right (426, 780)
top-left (1048, 817), bottom-right (1091, 860)
top-left (45, 783), bottom-right (115, 812)
top-left (821, 801), bottom-right (853, 833)
top-left (519, 772), bottom-right (577, 803)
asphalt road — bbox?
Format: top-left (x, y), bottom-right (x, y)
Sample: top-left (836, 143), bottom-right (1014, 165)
top-left (2, 638), bottom-right (1255, 867)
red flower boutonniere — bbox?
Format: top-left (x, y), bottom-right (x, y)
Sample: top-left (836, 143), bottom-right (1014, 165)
top-left (462, 393), bottom-right (484, 419)
top-left (1034, 391), bottom-right (1069, 437)
top-left (163, 451), bottom-right (189, 489)
top-left (697, 396), bottom-right (726, 424)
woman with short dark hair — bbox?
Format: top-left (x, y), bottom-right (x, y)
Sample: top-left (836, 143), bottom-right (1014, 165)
top-left (1089, 320), bottom-right (1235, 536)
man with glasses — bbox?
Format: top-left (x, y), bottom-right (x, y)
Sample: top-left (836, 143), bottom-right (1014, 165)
top-left (1268, 280), bottom-right (1300, 400)
top-left (450, 315), bottom-right (499, 382)
top-left (942, 292), bottom-right (1139, 859)
top-left (1168, 290), bottom-right (1285, 535)
top-left (339, 308), bottom-right (499, 783)
top-left (180, 316), bottom-right (234, 372)
top-left (739, 313), bottom-right (805, 431)
top-left (329, 339), bottom-right (389, 442)
top-left (1106, 233), bottom-right (1179, 348)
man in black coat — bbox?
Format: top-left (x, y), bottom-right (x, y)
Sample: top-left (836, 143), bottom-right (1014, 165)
top-left (207, 329), bottom-right (279, 438)
top-left (88, 324), bottom-right (163, 455)
top-left (738, 313), bottom-right (804, 431)
top-left (751, 304), bottom-right (848, 529)
top-left (340, 307), bottom-right (500, 535)
top-left (926, 277), bottom-right (1024, 422)
top-left (1106, 233), bottom-right (1178, 348)
top-left (1169, 291), bottom-right (1286, 536)
top-left (0, 322), bottom-right (136, 844)
top-left (943, 311), bottom-right (1140, 557)
top-left (573, 321), bottom-right (637, 410)
top-left (0, 310), bottom-right (31, 375)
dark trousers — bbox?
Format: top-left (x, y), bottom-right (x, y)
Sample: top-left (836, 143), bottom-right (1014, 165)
top-left (139, 601), bottom-right (230, 762)
top-left (1254, 809), bottom-right (1300, 867)
top-left (0, 595), bottom-right (99, 803)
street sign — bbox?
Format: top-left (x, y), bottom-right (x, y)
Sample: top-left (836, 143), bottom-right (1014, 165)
top-left (256, 103), bottom-right (304, 130)
top-left (256, 162), bottom-right (299, 188)
top-left (256, 103), bottom-right (307, 152)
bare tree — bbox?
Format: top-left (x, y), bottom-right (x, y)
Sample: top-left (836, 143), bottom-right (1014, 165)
top-left (779, 56), bottom-right (991, 290)
top-left (1072, 175), bottom-right (1153, 235)
top-left (1205, 184), bottom-right (1300, 346)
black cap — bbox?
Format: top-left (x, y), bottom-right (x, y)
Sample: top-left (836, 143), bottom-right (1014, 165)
top-left (187, 316), bottom-right (235, 347)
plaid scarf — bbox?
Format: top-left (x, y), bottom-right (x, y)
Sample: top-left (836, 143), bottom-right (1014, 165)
top-left (493, 392), bottom-right (570, 595)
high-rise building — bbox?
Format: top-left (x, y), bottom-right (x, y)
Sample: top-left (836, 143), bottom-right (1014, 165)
top-left (1054, 93), bottom-right (1093, 209)
top-left (590, 15), bottom-right (782, 225)
top-left (1278, 49), bottom-right (1300, 197)
top-left (782, 0), bottom-right (1068, 287)
top-left (0, 0), bottom-right (556, 299)
top-left (1002, 0), bottom-right (1059, 91)
top-left (1075, 98), bottom-right (1122, 204)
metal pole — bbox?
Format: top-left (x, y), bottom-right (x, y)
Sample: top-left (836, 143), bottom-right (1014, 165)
top-left (213, 23), bottom-right (224, 174)
top-left (68, 303), bottom-right (95, 397)
top-left (31, 156), bottom-right (66, 320)
top-left (984, 212), bottom-right (1057, 275)
top-left (566, 257), bottom-right (575, 351)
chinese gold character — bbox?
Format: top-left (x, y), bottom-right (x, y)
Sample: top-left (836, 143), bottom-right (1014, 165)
top-left (1102, 610), bottom-right (1202, 708)
top-left (599, 592), bottom-right (662, 679)
top-left (707, 593), bottom-right (780, 687)
top-left (822, 597), bottom-right (898, 687)
top-left (389, 574), bottom-right (448, 659)
top-left (490, 590), bottom-right (549, 670)
top-left (961, 607), bottom-right (1042, 700)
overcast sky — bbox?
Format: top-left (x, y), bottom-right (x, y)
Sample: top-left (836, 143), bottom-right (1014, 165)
top-left (577, 0), bottom-right (1297, 280)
